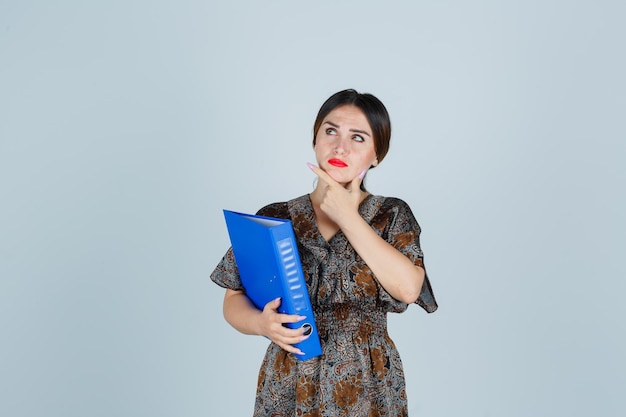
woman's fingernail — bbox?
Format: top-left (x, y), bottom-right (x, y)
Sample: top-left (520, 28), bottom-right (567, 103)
top-left (306, 162), bottom-right (315, 170)
top-left (359, 168), bottom-right (367, 179)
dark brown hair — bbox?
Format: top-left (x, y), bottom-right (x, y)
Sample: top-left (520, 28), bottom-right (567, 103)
top-left (312, 89), bottom-right (391, 191)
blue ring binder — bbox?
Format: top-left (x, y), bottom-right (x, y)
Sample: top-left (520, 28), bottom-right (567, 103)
top-left (222, 209), bottom-right (323, 361)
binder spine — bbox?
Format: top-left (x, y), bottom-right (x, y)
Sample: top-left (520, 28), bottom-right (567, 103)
top-left (276, 237), bottom-right (307, 314)
top-left (273, 229), bottom-right (322, 360)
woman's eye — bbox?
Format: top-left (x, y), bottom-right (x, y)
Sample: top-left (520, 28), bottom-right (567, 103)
top-left (353, 135), bottom-right (364, 142)
top-left (326, 128), bottom-right (336, 135)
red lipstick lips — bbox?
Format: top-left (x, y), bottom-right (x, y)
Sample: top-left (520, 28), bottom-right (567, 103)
top-left (328, 158), bottom-right (348, 168)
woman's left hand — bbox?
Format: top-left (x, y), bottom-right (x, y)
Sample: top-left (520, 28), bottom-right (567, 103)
top-left (307, 163), bottom-right (365, 226)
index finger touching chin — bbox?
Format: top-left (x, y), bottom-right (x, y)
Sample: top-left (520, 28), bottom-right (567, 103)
top-left (306, 162), bottom-right (336, 185)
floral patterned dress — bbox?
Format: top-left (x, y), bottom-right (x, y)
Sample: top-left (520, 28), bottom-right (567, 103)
top-left (211, 194), bottom-right (437, 417)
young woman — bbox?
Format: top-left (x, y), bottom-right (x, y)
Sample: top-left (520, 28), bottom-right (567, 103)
top-left (211, 89), bottom-right (437, 416)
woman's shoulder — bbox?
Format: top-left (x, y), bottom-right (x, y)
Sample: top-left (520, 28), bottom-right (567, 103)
top-left (373, 195), bottom-right (413, 213)
top-left (370, 194), bottom-right (421, 225)
top-left (256, 201), bottom-right (288, 218)
top-left (255, 194), bottom-right (309, 219)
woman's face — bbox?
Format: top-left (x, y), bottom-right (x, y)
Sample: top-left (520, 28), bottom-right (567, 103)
top-left (314, 105), bottom-right (378, 186)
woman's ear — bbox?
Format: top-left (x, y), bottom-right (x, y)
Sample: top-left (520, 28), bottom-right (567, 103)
top-left (371, 158), bottom-right (379, 167)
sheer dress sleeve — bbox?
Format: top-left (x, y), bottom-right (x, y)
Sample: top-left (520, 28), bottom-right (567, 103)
top-left (379, 198), bottom-right (438, 313)
top-left (210, 247), bottom-right (244, 291)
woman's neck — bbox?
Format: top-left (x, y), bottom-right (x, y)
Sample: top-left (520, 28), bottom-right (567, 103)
top-left (309, 184), bottom-right (370, 207)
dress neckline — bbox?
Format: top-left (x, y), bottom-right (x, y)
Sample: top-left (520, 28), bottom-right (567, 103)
top-left (287, 193), bottom-right (384, 249)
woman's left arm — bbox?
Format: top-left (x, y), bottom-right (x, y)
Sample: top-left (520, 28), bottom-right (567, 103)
top-left (340, 214), bottom-right (424, 304)
top-left (309, 165), bottom-right (424, 304)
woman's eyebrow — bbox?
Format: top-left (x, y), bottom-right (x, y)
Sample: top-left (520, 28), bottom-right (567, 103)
top-left (323, 121), bottom-right (371, 137)
top-left (349, 128), bottom-right (371, 137)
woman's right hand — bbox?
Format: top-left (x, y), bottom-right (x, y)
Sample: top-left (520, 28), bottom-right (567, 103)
top-left (223, 290), bottom-right (310, 356)
top-left (258, 297), bottom-right (310, 356)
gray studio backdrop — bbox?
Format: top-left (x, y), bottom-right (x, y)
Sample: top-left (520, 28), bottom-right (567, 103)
top-left (1, 1), bottom-right (624, 416)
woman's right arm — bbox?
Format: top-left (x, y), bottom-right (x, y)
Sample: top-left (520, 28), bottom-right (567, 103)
top-left (222, 289), bottom-right (310, 356)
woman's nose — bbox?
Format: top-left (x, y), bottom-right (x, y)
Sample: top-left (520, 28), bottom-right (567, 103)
top-left (334, 136), bottom-right (350, 154)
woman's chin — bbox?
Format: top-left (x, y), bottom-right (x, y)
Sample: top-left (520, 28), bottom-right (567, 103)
top-left (327, 171), bottom-right (351, 186)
